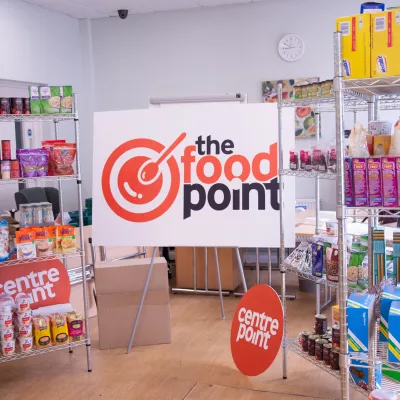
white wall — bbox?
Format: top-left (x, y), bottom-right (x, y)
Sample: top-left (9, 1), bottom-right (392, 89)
top-left (90, 0), bottom-right (400, 210)
top-left (0, 0), bottom-right (85, 213)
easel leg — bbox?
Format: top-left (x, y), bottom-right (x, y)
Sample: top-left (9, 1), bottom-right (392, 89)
top-left (214, 248), bottom-right (225, 320)
top-left (256, 248), bottom-right (260, 285)
top-left (235, 247), bottom-right (248, 292)
top-left (126, 247), bottom-right (157, 354)
top-left (268, 248), bottom-right (272, 286)
top-left (193, 247), bottom-right (197, 291)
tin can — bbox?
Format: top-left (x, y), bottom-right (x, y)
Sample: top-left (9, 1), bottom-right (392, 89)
top-left (10, 159), bottom-right (20, 178)
top-left (321, 334), bottom-right (331, 341)
top-left (332, 325), bottom-right (340, 348)
top-left (330, 347), bottom-right (340, 370)
top-left (1, 140), bottom-right (11, 160)
top-left (315, 314), bottom-right (328, 335)
top-left (308, 334), bottom-right (320, 356)
top-left (10, 97), bottom-right (23, 115)
top-left (1, 160), bottom-right (11, 180)
top-left (301, 331), bottom-right (311, 352)
top-left (315, 338), bottom-right (328, 361)
top-left (0, 98), bottom-right (10, 114)
top-left (323, 343), bottom-right (332, 365)
top-left (23, 98), bottom-right (31, 114)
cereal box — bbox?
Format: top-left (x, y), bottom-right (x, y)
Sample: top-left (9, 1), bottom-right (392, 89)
top-left (15, 229), bottom-right (36, 260)
top-left (367, 157), bottom-right (383, 207)
top-left (350, 353), bottom-right (382, 390)
top-left (371, 9), bottom-right (400, 77)
top-left (388, 301), bottom-right (400, 362)
top-left (345, 158), bottom-right (355, 206)
top-left (351, 158), bottom-right (368, 207)
top-left (347, 292), bottom-right (375, 352)
top-left (382, 157), bottom-right (398, 207)
top-left (380, 285), bottom-right (400, 342)
top-left (337, 14), bottom-right (371, 79)
top-left (396, 157), bottom-right (400, 207)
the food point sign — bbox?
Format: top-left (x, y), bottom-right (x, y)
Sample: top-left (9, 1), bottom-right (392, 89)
top-left (231, 285), bottom-right (284, 376)
top-left (92, 104), bottom-right (295, 247)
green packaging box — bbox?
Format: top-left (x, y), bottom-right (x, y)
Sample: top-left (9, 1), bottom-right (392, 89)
top-left (29, 86), bottom-right (41, 114)
top-left (388, 301), bottom-right (400, 362)
top-left (60, 86), bottom-right (73, 113)
top-left (39, 86), bottom-right (60, 114)
top-left (380, 285), bottom-right (400, 342)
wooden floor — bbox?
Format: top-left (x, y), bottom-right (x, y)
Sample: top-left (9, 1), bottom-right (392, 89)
top-left (0, 271), bottom-right (365, 400)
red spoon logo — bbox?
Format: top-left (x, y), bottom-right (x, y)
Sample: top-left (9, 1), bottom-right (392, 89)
top-left (102, 133), bottom-right (186, 222)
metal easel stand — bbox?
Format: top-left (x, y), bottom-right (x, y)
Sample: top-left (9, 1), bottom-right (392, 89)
top-left (334, 32), bottom-right (350, 400)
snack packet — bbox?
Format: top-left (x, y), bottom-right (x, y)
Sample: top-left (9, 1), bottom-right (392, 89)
top-left (33, 315), bottom-right (51, 348)
top-left (49, 313), bottom-right (69, 345)
top-left (52, 143), bottom-right (76, 176)
top-left (56, 225), bottom-right (76, 254)
top-left (66, 311), bottom-right (84, 342)
top-left (34, 227), bottom-right (54, 257)
top-left (15, 229), bottom-right (36, 260)
top-left (42, 140), bottom-right (66, 176)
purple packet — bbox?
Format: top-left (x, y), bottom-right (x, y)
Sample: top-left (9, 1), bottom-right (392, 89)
top-left (35, 149), bottom-right (49, 177)
top-left (382, 157), bottom-right (398, 207)
top-left (396, 158), bottom-right (400, 208)
top-left (352, 158), bottom-right (368, 207)
top-left (17, 149), bottom-right (37, 178)
top-left (367, 158), bottom-right (383, 207)
top-left (345, 158), bottom-right (354, 206)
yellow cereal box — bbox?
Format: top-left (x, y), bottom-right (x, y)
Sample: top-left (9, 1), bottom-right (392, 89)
top-left (336, 14), bottom-right (371, 79)
top-left (371, 9), bottom-right (400, 77)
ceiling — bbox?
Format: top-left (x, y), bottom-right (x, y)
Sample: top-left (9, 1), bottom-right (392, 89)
top-left (23, 0), bottom-right (266, 19)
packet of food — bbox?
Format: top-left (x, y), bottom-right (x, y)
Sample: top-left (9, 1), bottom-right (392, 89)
top-left (0, 327), bottom-right (14, 342)
top-left (33, 315), bottom-right (51, 348)
top-left (17, 323), bottom-right (32, 338)
top-left (16, 229), bottom-right (36, 260)
top-left (39, 86), bottom-right (60, 114)
top-left (66, 311), bottom-right (84, 342)
top-left (57, 225), bottom-right (76, 254)
top-left (49, 313), bottom-right (69, 345)
top-left (0, 312), bottom-right (13, 330)
top-left (34, 227), bottom-right (54, 257)
top-left (42, 140), bottom-right (66, 176)
top-left (60, 86), bottom-right (73, 113)
top-left (52, 143), bottom-right (76, 176)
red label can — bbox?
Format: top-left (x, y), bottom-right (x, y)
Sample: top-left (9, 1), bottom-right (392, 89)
top-left (10, 159), bottom-right (20, 178)
top-left (1, 140), bottom-right (11, 160)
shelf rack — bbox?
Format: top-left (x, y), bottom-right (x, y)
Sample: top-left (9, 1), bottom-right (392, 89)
top-left (278, 32), bottom-right (400, 400)
top-left (0, 95), bottom-right (92, 371)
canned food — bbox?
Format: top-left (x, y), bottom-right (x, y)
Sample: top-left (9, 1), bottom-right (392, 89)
top-left (22, 98), bottom-right (30, 114)
top-left (1, 339), bottom-right (15, 356)
top-left (330, 347), bottom-right (340, 370)
top-left (321, 334), bottom-right (331, 341)
top-left (17, 324), bottom-right (32, 338)
top-left (332, 325), bottom-right (340, 348)
top-left (315, 338), bottom-right (328, 361)
top-left (323, 343), bottom-right (332, 365)
top-left (1, 140), bottom-right (11, 160)
top-left (1, 160), bottom-right (11, 180)
top-left (10, 159), bottom-right (20, 178)
top-left (315, 314), bottom-right (328, 335)
top-left (17, 336), bottom-right (33, 352)
top-left (308, 334), bottom-right (320, 356)
top-left (301, 331), bottom-right (312, 352)
top-left (0, 327), bottom-right (14, 342)
top-left (10, 97), bottom-right (23, 114)
top-left (0, 98), bottom-right (10, 114)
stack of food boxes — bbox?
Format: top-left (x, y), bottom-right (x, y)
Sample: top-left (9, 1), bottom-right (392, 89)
top-left (336, 8), bottom-right (400, 79)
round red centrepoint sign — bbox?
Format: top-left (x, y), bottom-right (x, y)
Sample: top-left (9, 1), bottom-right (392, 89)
top-left (230, 285), bottom-right (284, 376)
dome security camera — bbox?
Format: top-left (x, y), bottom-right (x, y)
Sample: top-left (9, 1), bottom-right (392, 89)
top-left (118, 9), bottom-right (128, 19)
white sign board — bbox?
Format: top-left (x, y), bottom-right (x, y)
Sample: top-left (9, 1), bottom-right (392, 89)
top-left (92, 104), bottom-right (295, 247)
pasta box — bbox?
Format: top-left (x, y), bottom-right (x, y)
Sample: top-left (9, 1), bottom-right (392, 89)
top-left (388, 301), bottom-right (400, 362)
top-left (380, 284), bottom-right (400, 342)
top-left (349, 353), bottom-right (382, 390)
top-left (347, 292), bottom-right (375, 352)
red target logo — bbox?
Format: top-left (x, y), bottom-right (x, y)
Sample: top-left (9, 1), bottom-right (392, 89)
top-left (102, 133), bottom-right (186, 222)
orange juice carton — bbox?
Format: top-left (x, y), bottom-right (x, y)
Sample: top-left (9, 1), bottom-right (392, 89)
top-left (337, 14), bottom-right (371, 79)
top-left (371, 9), bottom-right (400, 77)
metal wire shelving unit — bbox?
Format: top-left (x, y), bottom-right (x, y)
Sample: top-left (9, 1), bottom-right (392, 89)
top-left (0, 95), bottom-right (92, 371)
top-left (278, 33), bottom-right (400, 399)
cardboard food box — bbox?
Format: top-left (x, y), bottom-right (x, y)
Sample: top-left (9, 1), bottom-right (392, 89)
top-left (39, 86), bottom-right (60, 114)
top-left (367, 157), bottom-right (383, 207)
top-left (95, 257), bottom-right (171, 350)
top-left (371, 9), bottom-right (400, 77)
top-left (347, 292), bottom-right (375, 352)
top-left (28, 86), bottom-right (41, 114)
top-left (388, 301), bottom-right (400, 362)
top-left (380, 284), bottom-right (400, 342)
top-left (60, 86), bottom-right (73, 113)
top-left (349, 353), bottom-right (382, 390)
top-left (352, 158), bottom-right (368, 207)
top-left (345, 158), bottom-right (355, 206)
top-left (381, 157), bottom-right (398, 207)
top-left (336, 14), bottom-right (371, 79)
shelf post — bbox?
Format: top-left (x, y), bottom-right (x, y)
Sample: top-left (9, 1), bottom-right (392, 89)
top-left (334, 32), bottom-right (349, 400)
top-left (278, 83), bottom-right (287, 379)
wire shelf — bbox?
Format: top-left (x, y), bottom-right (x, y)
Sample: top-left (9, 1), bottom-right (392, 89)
top-left (0, 249), bottom-right (83, 267)
top-left (0, 175), bottom-right (78, 185)
top-left (280, 169), bottom-right (337, 180)
top-left (285, 338), bottom-right (368, 396)
top-left (0, 337), bottom-right (89, 364)
top-left (0, 113), bottom-right (77, 122)
top-left (345, 208), bottom-right (400, 219)
top-left (343, 77), bottom-right (400, 97)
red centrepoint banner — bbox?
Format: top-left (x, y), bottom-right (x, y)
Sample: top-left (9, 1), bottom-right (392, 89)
top-left (230, 285), bottom-right (284, 376)
top-left (0, 259), bottom-right (70, 309)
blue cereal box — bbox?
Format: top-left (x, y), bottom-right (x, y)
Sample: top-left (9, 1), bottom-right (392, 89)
top-left (388, 301), bottom-right (400, 362)
top-left (350, 353), bottom-right (382, 391)
top-left (347, 292), bottom-right (375, 352)
top-left (380, 285), bottom-right (400, 342)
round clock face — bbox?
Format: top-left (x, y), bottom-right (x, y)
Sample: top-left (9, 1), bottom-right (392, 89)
top-left (278, 35), bottom-right (305, 62)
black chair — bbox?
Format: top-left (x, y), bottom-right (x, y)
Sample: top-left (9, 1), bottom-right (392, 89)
top-left (15, 187), bottom-right (60, 218)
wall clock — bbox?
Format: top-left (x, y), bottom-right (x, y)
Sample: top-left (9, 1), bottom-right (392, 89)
top-left (278, 34), bottom-right (305, 62)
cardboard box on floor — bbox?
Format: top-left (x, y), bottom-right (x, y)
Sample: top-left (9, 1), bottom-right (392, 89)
top-left (95, 257), bottom-right (171, 349)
